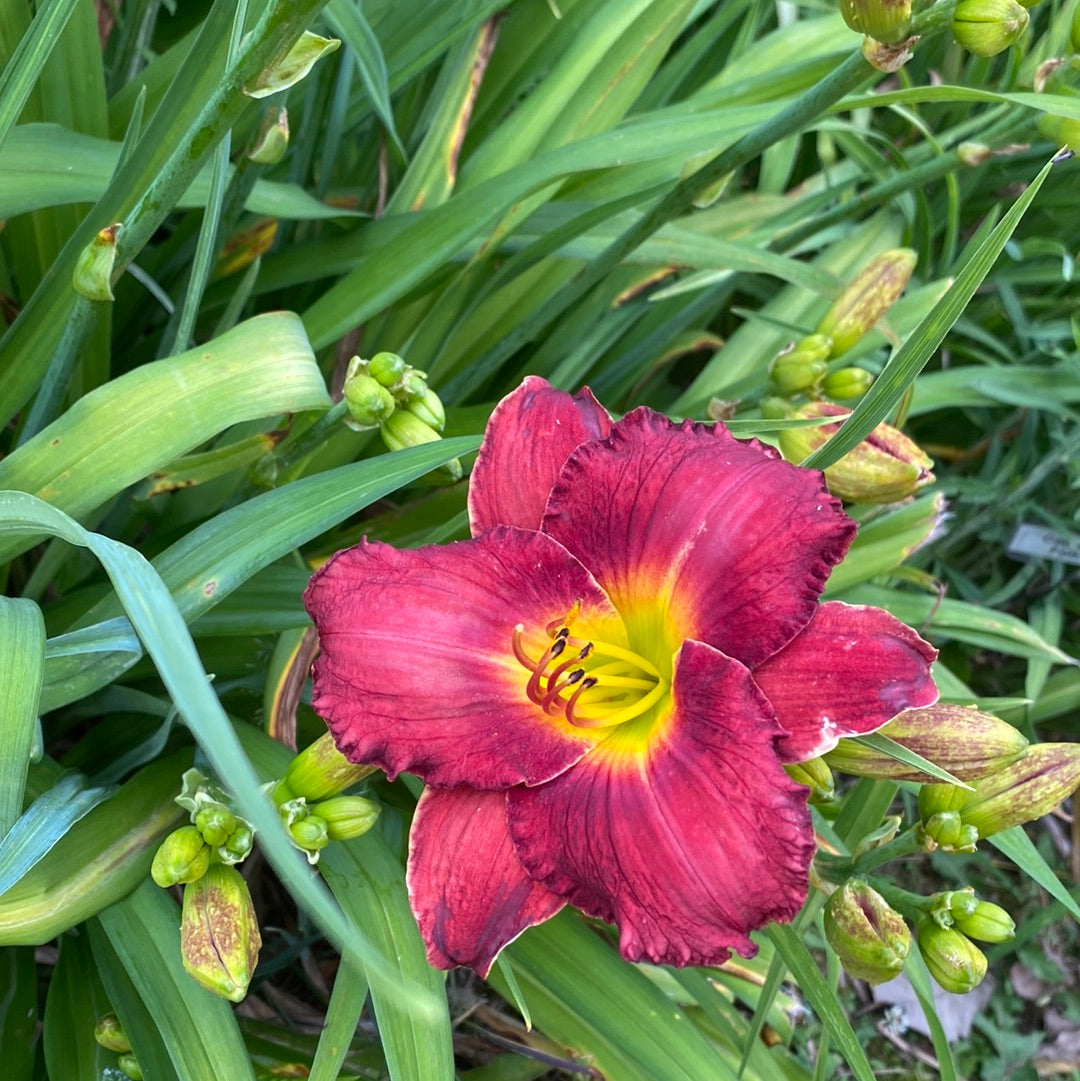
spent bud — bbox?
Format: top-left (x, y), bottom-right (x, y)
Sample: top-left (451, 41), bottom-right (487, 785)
top-left (778, 402), bottom-right (934, 503)
top-left (93, 1013), bottom-right (131, 1053)
top-left (181, 864), bottom-right (261, 1002)
top-left (248, 107), bottom-right (289, 164)
top-left (824, 879), bottom-right (911, 985)
top-left (72, 224), bottom-right (122, 302)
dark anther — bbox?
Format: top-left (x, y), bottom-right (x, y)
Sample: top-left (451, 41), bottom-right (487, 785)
top-left (550, 639), bottom-right (566, 658)
top-left (578, 642), bottom-right (594, 659)
top-left (567, 669), bottom-right (586, 684)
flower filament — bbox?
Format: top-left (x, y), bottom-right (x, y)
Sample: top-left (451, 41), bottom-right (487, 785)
top-left (512, 614), bottom-right (669, 729)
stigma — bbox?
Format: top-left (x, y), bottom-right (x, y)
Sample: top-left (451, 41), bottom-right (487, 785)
top-left (512, 613), bottom-right (669, 730)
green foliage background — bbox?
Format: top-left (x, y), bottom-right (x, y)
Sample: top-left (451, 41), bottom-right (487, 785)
top-left (0, 0), bottom-right (1078, 1079)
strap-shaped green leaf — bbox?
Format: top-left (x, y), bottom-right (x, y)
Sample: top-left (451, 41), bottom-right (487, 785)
top-left (0, 596), bottom-right (44, 836)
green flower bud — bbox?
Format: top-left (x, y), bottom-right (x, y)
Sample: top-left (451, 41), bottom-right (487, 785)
top-left (839, 0), bottom-right (912, 44)
top-left (770, 335), bottom-right (831, 394)
top-left (222, 825), bottom-right (254, 864)
top-left (72, 223), bottom-right (122, 302)
top-left (954, 743), bottom-right (1080, 839)
top-left (943, 887), bottom-right (979, 922)
top-left (343, 372), bottom-right (396, 431)
top-left (918, 811), bottom-right (979, 852)
top-left (917, 920), bottom-right (987, 994)
top-left (953, 900), bottom-right (1015, 944)
top-left (1036, 114), bottom-right (1080, 154)
top-left (245, 31), bottom-right (341, 98)
top-left (282, 732), bottom-right (375, 802)
top-left (917, 783), bottom-right (970, 820)
top-left (380, 409), bottom-right (442, 453)
top-left (816, 249), bottom-right (917, 356)
top-left (118, 1053), bottom-right (143, 1080)
top-left (93, 1013), bottom-right (131, 1053)
top-left (289, 812), bottom-right (330, 855)
top-left (397, 368), bottom-right (430, 405)
top-left (784, 757), bottom-right (835, 802)
top-left (405, 385), bottom-right (446, 432)
top-left (248, 106), bottom-right (289, 164)
top-left (150, 825), bottom-right (211, 888)
top-left (367, 351), bottom-right (408, 388)
top-left (180, 865), bottom-right (261, 1002)
top-left (778, 402), bottom-right (934, 503)
top-left (821, 366), bottom-right (874, 400)
top-left (313, 795), bottom-right (381, 840)
top-left (824, 879), bottom-right (911, 985)
top-left (825, 705), bottom-right (1029, 783)
top-left (952, 0), bottom-right (1029, 58)
top-left (194, 805), bottom-right (238, 848)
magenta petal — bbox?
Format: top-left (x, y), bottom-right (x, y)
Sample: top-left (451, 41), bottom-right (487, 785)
top-left (468, 375), bottom-right (613, 535)
top-left (542, 409), bottom-right (856, 667)
top-left (304, 527), bottom-right (617, 788)
top-left (753, 601), bottom-right (939, 763)
top-left (506, 640), bottom-right (814, 967)
top-left (408, 786), bottom-right (564, 977)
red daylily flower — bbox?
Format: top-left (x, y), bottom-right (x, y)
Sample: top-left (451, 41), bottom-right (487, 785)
top-left (304, 377), bottom-right (938, 975)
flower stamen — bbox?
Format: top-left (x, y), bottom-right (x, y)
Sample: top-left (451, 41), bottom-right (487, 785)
top-left (514, 613), bottom-right (669, 731)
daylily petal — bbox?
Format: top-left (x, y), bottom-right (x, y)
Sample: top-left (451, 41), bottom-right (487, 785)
top-left (506, 640), bottom-right (814, 966)
top-left (752, 601), bottom-right (939, 763)
top-left (304, 527), bottom-right (617, 788)
top-left (408, 786), bottom-right (565, 976)
top-left (542, 409), bottom-right (856, 668)
top-left (468, 375), bottom-right (613, 535)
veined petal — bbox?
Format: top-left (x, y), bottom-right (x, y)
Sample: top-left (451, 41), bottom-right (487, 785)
top-left (408, 786), bottom-right (564, 977)
top-left (468, 375), bottom-right (613, 535)
top-left (507, 640), bottom-right (814, 967)
top-left (752, 601), bottom-right (939, 763)
top-left (542, 409), bottom-right (855, 668)
top-left (304, 528), bottom-right (617, 788)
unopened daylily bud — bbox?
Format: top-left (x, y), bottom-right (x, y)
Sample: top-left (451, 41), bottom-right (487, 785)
top-left (150, 825), bottom-right (211, 887)
top-left (816, 249), bottom-right (916, 356)
top-left (282, 732), bottom-right (375, 802)
top-left (248, 106), bottom-right (289, 164)
top-left (72, 223), bottom-right (122, 302)
top-left (825, 705), bottom-right (1029, 782)
top-left (917, 920), bottom-right (987, 994)
top-left (952, 0), bottom-right (1029, 57)
top-left (918, 811), bottom-right (978, 852)
top-left (1036, 114), bottom-right (1080, 154)
top-left (942, 887), bottom-right (979, 922)
top-left (118, 1053), bottom-right (143, 1080)
top-left (288, 812), bottom-right (330, 856)
top-left (778, 402), bottom-right (934, 503)
top-left (954, 743), bottom-right (1080, 839)
top-left (918, 783), bottom-right (970, 820)
top-left (344, 372), bottom-right (396, 430)
top-left (195, 805), bottom-right (238, 847)
top-left (380, 409), bottom-right (442, 453)
top-left (770, 335), bottom-right (831, 394)
top-left (955, 900), bottom-right (1015, 943)
top-left (405, 385), bottom-right (446, 432)
top-left (821, 366), bottom-right (874, 400)
top-left (93, 1013), bottom-right (131, 1053)
top-left (222, 825), bottom-right (254, 864)
top-left (181, 864), bottom-right (261, 1002)
top-left (784, 757), bottom-right (835, 802)
top-left (368, 351), bottom-right (408, 388)
top-left (398, 368), bottom-right (429, 404)
top-left (313, 795), bottom-right (381, 840)
top-left (839, 0), bottom-right (912, 44)
top-left (824, 879), bottom-right (911, 985)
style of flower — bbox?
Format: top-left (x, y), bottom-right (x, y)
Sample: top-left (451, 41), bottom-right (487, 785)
top-left (304, 377), bottom-right (938, 975)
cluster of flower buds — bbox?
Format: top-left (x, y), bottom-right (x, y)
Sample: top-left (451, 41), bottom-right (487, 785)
top-left (342, 352), bottom-right (461, 482)
top-left (825, 704), bottom-right (1029, 782)
top-left (94, 1013), bottom-right (142, 1079)
top-left (952, 0), bottom-right (1030, 59)
top-left (270, 733), bottom-right (381, 863)
top-left (914, 889), bottom-right (1014, 993)
top-left (824, 879), bottom-right (911, 985)
top-left (917, 743), bottom-right (1080, 851)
